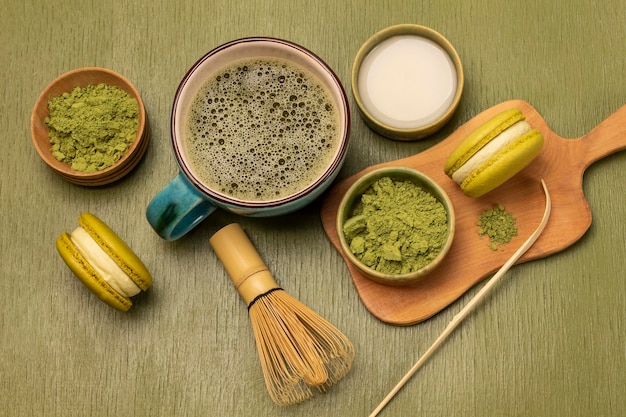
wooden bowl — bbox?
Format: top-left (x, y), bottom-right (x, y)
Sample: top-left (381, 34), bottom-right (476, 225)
top-left (31, 67), bottom-right (149, 186)
top-left (336, 166), bottom-right (455, 286)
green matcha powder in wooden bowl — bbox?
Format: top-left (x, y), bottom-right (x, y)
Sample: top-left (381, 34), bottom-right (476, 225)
top-left (31, 67), bottom-right (149, 186)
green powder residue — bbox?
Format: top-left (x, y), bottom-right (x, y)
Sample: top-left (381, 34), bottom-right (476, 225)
top-left (45, 83), bottom-right (139, 172)
top-left (342, 176), bottom-right (449, 275)
top-left (477, 204), bottom-right (518, 251)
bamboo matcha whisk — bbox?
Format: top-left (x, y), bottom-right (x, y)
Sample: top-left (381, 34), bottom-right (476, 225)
top-left (209, 223), bottom-right (355, 406)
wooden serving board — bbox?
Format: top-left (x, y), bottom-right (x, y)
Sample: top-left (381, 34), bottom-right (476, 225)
top-left (320, 99), bottom-right (626, 326)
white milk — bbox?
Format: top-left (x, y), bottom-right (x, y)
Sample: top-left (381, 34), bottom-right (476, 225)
top-left (358, 35), bottom-right (457, 129)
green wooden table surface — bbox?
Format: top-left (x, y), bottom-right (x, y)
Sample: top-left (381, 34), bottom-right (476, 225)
top-left (2, 0), bottom-right (624, 416)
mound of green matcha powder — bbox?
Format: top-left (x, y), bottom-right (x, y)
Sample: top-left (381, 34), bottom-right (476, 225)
top-left (342, 176), bottom-right (449, 275)
top-left (45, 83), bottom-right (139, 173)
top-left (477, 204), bottom-right (518, 251)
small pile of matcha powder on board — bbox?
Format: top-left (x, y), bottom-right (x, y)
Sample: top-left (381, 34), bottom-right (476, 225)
top-left (342, 176), bottom-right (449, 275)
top-left (477, 204), bottom-right (518, 251)
top-left (45, 83), bottom-right (139, 172)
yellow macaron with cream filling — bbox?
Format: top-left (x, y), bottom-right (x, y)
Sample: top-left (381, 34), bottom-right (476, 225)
top-left (444, 108), bottom-right (544, 197)
top-left (56, 212), bottom-right (152, 311)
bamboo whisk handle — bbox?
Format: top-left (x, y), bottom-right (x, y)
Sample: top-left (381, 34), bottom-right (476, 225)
top-left (209, 224), bottom-right (280, 306)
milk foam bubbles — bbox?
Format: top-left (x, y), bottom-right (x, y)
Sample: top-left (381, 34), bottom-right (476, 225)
top-left (185, 59), bottom-right (339, 201)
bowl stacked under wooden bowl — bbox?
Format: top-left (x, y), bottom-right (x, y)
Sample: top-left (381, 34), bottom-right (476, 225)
top-left (31, 67), bottom-right (149, 186)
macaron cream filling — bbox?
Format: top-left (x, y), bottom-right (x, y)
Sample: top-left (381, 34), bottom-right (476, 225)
top-left (451, 120), bottom-right (531, 184)
top-left (70, 226), bottom-right (142, 297)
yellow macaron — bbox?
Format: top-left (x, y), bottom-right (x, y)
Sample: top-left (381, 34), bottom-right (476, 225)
top-left (56, 212), bottom-right (152, 312)
top-left (444, 108), bottom-right (544, 197)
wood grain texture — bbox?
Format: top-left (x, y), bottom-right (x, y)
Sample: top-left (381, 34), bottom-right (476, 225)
top-left (320, 99), bottom-right (626, 325)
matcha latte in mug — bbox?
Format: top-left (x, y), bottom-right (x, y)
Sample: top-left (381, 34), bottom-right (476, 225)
top-left (146, 38), bottom-right (350, 240)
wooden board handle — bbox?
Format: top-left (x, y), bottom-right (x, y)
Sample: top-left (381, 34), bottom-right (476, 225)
top-left (580, 103), bottom-right (626, 168)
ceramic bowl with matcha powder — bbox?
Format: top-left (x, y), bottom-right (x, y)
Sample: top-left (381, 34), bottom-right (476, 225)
top-left (31, 67), bottom-right (149, 186)
top-left (336, 166), bottom-right (455, 286)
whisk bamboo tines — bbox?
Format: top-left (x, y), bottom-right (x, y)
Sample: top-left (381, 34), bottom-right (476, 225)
top-left (209, 223), bottom-right (355, 406)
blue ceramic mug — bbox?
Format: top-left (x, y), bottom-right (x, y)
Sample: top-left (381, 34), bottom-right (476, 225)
top-left (146, 37), bottom-right (350, 240)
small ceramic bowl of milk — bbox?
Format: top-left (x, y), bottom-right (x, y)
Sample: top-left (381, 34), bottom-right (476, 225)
top-left (352, 24), bottom-right (464, 140)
